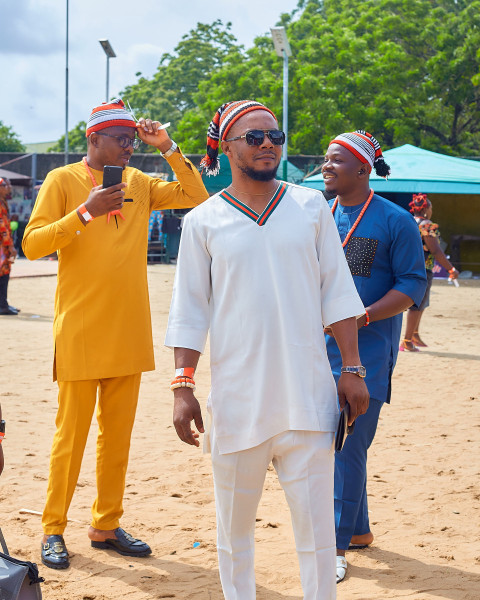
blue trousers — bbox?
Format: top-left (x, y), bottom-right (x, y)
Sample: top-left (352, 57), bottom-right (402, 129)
top-left (334, 397), bottom-right (383, 550)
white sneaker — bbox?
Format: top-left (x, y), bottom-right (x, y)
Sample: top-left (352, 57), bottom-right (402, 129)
top-left (336, 555), bottom-right (347, 584)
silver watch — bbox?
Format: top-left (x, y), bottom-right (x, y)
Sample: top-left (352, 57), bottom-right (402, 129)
top-left (160, 141), bottom-right (178, 158)
top-left (340, 365), bottom-right (366, 378)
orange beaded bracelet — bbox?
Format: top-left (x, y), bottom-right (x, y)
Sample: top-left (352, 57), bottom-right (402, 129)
top-left (171, 367), bottom-right (196, 391)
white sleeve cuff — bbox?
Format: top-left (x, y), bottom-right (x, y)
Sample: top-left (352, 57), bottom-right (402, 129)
top-left (164, 326), bottom-right (208, 354)
top-left (322, 294), bottom-right (365, 327)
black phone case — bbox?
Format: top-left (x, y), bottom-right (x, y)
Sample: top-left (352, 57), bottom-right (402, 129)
top-left (103, 165), bottom-right (123, 188)
top-left (335, 403), bottom-right (356, 452)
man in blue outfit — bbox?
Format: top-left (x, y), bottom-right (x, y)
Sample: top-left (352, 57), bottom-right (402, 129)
top-left (322, 130), bottom-right (427, 584)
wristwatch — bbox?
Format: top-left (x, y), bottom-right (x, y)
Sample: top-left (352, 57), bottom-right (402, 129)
top-left (160, 141), bottom-right (178, 158)
top-left (341, 366), bottom-right (366, 378)
top-left (0, 420), bottom-right (5, 433)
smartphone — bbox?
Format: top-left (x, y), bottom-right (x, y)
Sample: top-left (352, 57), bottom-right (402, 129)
top-left (103, 165), bottom-right (123, 188)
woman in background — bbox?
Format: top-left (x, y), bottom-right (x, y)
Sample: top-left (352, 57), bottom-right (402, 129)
top-left (400, 193), bottom-right (459, 351)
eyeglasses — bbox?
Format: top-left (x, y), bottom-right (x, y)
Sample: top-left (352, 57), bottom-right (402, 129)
top-left (224, 129), bottom-right (285, 146)
top-left (96, 132), bottom-right (140, 150)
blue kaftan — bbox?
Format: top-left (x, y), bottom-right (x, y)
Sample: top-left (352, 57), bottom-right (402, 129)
top-left (326, 192), bottom-right (426, 549)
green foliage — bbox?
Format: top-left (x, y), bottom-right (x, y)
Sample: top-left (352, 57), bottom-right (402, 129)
top-left (48, 121), bottom-right (87, 153)
top-left (50, 0), bottom-right (480, 156)
top-left (121, 20), bottom-right (241, 152)
top-left (0, 121), bottom-right (25, 152)
top-left (176, 0), bottom-right (480, 155)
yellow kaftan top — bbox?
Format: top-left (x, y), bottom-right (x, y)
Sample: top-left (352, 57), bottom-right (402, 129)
top-left (23, 153), bottom-right (208, 381)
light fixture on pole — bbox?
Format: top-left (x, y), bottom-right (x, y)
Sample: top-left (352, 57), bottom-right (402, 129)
top-left (270, 26), bottom-right (292, 182)
top-left (99, 39), bottom-right (116, 102)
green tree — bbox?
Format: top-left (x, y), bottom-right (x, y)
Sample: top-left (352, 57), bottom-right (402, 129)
top-left (178, 0), bottom-right (480, 156)
top-left (47, 1), bottom-right (480, 157)
top-left (48, 21), bottom-right (240, 154)
top-left (0, 121), bottom-right (25, 152)
top-left (48, 121), bottom-right (87, 153)
top-left (121, 20), bottom-right (241, 152)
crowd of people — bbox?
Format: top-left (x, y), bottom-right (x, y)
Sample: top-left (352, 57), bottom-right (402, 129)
top-left (2, 95), bottom-right (459, 598)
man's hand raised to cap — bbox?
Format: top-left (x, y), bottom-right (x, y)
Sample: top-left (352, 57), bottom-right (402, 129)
top-left (136, 118), bottom-right (173, 154)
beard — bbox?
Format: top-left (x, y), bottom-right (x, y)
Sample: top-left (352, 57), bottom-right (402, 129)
top-left (239, 163), bottom-right (279, 182)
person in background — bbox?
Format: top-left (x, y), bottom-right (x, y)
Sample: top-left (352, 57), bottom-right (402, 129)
top-left (22, 98), bottom-right (208, 570)
top-left (0, 177), bottom-right (19, 315)
top-left (400, 193), bottom-right (459, 351)
top-left (322, 130), bottom-right (427, 583)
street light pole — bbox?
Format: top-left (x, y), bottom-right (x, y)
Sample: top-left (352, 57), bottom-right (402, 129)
top-left (282, 48), bottom-right (289, 182)
top-left (99, 40), bottom-right (116, 102)
top-left (270, 27), bottom-right (292, 182)
top-left (64, 0), bottom-right (69, 165)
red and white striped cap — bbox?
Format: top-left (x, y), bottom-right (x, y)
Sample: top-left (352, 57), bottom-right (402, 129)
top-left (329, 130), bottom-right (384, 171)
top-left (85, 98), bottom-right (136, 137)
top-left (200, 100), bottom-right (277, 176)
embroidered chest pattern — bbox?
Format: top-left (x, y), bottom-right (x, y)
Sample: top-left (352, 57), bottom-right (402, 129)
top-left (345, 236), bottom-right (378, 277)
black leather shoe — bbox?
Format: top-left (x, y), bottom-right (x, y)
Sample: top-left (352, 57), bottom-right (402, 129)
top-left (8, 305), bottom-right (20, 313)
top-left (41, 535), bottom-right (70, 569)
top-left (0, 306), bottom-right (17, 315)
top-left (91, 528), bottom-right (151, 557)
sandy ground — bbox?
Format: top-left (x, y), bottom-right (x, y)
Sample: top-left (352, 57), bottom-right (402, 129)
top-left (1, 260), bottom-right (479, 600)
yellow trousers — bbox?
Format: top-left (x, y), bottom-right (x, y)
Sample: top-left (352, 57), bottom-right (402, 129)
top-left (42, 373), bottom-right (141, 535)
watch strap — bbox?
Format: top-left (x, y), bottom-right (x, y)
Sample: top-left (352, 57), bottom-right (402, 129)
top-left (340, 365), bottom-right (366, 378)
top-left (160, 141), bottom-right (178, 159)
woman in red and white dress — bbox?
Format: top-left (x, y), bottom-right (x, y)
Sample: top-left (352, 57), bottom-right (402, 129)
top-left (400, 193), bottom-right (459, 351)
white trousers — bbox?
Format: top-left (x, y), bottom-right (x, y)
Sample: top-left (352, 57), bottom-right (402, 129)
top-left (211, 429), bottom-right (336, 600)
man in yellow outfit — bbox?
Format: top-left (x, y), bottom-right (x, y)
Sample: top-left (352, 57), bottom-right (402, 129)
top-left (23, 98), bottom-right (209, 569)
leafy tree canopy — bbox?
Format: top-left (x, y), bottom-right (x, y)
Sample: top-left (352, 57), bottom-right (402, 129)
top-left (48, 121), bottom-right (87, 153)
top-left (0, 121), bottom-right (25, 152)
top-left (121, 19), bottom-right (241, 152)
top-left (178, 0), bottom-right (480, 156)
top-left (51, 0), bottom-right (480, 157)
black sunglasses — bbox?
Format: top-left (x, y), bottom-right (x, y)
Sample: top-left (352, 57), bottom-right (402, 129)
top-left (96, 132), bottom-right (140, 150)
top-left (224, 129), bottom-right (285, 146)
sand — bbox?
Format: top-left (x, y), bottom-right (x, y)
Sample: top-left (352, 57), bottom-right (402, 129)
top-left (1, 261), bottom-right (479, 600)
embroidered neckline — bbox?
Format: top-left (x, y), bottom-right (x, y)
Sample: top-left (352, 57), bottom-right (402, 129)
top-left (331, 189), bottom-right (374, 248)
top-left (220, 182), bottom-right (288, 226)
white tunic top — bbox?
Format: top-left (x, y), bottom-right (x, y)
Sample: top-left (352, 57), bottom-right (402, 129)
top-left (165, 182), bottom-right (364, 454)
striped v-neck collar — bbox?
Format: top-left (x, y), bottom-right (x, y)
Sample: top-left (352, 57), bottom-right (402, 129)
top-left (220, 182), bottom-right (288, 226)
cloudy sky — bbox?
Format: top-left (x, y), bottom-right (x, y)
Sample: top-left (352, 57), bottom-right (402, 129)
top-left (0, 0), bottom-right (299, 145)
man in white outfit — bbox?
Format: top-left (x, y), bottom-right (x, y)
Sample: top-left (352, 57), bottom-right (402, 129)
top-left (165, 100), bottom-right (369, 599)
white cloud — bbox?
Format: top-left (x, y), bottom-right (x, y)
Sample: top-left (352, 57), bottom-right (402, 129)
top-left (0, 0), bottom-right (299, 144)
top-left (0, 0), bottom-right (64, 55)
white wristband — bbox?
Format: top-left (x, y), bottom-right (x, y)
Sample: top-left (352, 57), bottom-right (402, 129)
top-left (78, 203), bottom-right (94, 223)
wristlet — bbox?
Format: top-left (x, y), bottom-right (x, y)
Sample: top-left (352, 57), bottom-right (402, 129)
top-left (335, 403), bottom-right (356, 452)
